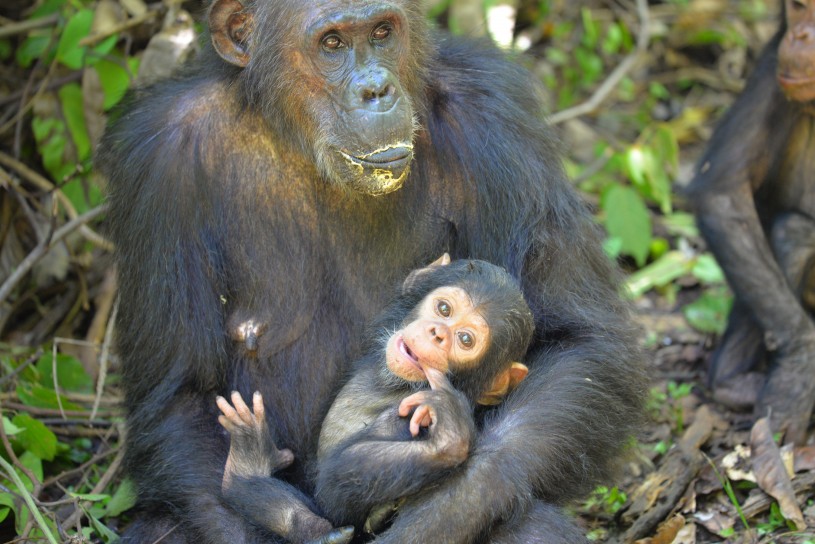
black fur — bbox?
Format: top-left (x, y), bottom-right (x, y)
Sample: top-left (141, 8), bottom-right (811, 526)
top-left (97, 1), bottom-right (645, 542)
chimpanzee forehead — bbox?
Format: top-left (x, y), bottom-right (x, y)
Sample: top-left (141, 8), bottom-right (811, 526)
top-left (304, 2), bottom-right (407, 34)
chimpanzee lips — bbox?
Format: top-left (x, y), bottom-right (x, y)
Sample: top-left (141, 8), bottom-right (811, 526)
top-left (397, 336), bottom-right (425, 375)
top-left (777, 73), bottom-right (815, 102)
top-left (350, 146), bottom-right (413, 170)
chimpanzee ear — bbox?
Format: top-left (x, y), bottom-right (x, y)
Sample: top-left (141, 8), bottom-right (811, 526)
top-left (209, 0), bottom-right (253, 67)
top-left (477, 362), bottom-right (529, 406)
top-left (402, 253), bottom-right (451, 293)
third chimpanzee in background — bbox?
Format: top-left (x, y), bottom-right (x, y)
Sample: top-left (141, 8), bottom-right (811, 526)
top-left (217, 258), bottom-right (561, 543)
top-left (687, 0), bottom-right (815, 444)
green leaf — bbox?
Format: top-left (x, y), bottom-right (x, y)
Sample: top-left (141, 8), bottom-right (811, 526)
top-left (0, 491), bottom-right (16, 523)
top-left (16, 34), bottom-right (52, 68)
top-left (625, 250), bottom-right (694, 298)
top-left (11, 414), bottom-right (57, 461)
top-left (57, 9), bottom-right (94, 69)
top-left (3, 416), bottom-right (24, 436)
top-left (662, 212), bottom-right (699, 238)
top-left (691, 254), bottom-right (726, 285)
top-left (18, 450), bottom-right (44, 490)
top-left (683, 289), bottom-right (733, 334)
top-left (90, 34), bottom-right (119, 61)
top-left (70, 492), bottom-right (110, 502)
top-left (0, 39), bottom-right (11, 61)
top-left (37, 352), bottom-right (93, 393)
top-left (602, 185), bottom-right (652, 267)
top-left (16, 383), bottom-right (82, 411)
top-left (95, 58), bottom-right (132, 110)
top-left (105, 479), bottom-right (137, 517)
top-left (30, 0), bottom-right (67, 18)
top-left (58, 82), bottom-right (91, 161)
top-left (86, 509), bottom-right (120, 543)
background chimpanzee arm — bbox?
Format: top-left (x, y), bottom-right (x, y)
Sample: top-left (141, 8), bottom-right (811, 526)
top-left (371, 36), bottom-right (647, 543)
top-left (315, 371), bottom-right (475, 527)
top-left (686, 34), bottom-right (815, 442)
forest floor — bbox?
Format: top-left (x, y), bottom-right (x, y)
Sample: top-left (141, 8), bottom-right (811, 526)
top-left (1, 0), bottom-right (814, 543)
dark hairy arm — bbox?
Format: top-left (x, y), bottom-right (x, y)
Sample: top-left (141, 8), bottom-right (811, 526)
top-left (315, 369), bottom-right (475, 526)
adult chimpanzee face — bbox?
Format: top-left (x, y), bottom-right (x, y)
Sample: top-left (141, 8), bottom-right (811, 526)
top-left (306, 6), bottom-right (416, 195)
top-left (209, 0), bottom-right (418, 196)
top-left (778, 0), bottom-right (815, 102)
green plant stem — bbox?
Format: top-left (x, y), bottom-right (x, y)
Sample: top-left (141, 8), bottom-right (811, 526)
top-left (0, 456), bottom-right (58, 544)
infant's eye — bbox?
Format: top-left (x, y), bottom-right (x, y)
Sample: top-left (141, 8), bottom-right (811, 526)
top-left (457, 331), bottom-right (474, 349)
top-left (436, 300), bottom-right (451, 317)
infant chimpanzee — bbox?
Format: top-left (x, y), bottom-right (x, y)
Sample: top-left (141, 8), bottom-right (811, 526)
top-left (217, 256), bottom-right (533, 543)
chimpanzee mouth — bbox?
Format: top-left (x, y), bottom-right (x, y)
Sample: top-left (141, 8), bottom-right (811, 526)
top-left (397, 336), bottom-right (423, 371)
top-left (341, 145), bottom-right (413, 170)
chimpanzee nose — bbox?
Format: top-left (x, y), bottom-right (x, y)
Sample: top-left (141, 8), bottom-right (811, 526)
top-left (793, 23), bottom-right (815, 43)
top-left (353, 69), bottom-right (398, 111)
top-left (427, 323), bottom-right (450, 347)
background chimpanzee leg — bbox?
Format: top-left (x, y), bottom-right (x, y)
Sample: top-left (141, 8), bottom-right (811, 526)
top-left (707, 298), bottom-right (765, 409)
top-left (488, 501), bottom-right (588, 544)
top-left (771, 212), bottom-right (815, 306)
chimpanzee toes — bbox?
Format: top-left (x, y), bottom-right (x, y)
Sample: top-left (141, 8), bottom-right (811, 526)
top-left (308, 526), bottom-right (354, 544)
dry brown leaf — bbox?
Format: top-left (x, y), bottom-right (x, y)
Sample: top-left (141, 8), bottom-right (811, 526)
top-left (635, 514), bottom-right (685, 544)
top-left (750, 417), bottom-right (807, 531)
top-left (794, 445), bottom-right (815, 472)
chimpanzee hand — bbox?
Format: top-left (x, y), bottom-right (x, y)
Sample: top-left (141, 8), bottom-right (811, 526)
top-left (216, 391), bottom-right (294, 484)
top-left (397, 367), bottom-right (475, 466)
top-left (757, 333), bottom-right (815, 445)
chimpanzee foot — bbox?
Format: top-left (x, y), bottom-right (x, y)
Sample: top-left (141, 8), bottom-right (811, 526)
top-left (756, 347), bottom-right (815, 445)
top-left (307, 526), bottom-right (354, 544)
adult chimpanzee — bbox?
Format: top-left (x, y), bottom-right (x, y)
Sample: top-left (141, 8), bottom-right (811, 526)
top-left (216, 258), bottom-right (542, 543)
top-left (97, 0), bottom-right (645, 542)
top-left (687, 0), bottom-right (815, 445)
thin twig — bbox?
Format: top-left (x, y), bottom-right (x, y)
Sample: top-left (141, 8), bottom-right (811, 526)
top-left (0, 204), bottom-right (108, 307)
top-left (60, 438), bottom-right (126, 531)
top-left (42, 446), bottom-right (120, 488)
top-left (549, 0), bottom-right (651, 125)
top-left (0, 407), bottom-right (41, 492)
top-left (0, 153), bottom-right (113, 250)
top-left (0, 14), bottom-right (59, 39)
top-left (0, 348), bottom-right (42, 388)
top-left (78, 5), bottom-right (163, 47)
top-left (0, 456), bottom-right (58, 544)
top-left (1, 402), bottom-right (120, 418)
top-left (52, 342), bottom-right (66, 420)
top-left (92, 298), bottom-right (118, 420)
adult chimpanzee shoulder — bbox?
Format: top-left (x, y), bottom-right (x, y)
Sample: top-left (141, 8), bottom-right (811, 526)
top-left (687, 0), bottom-right (815, 445)
top-left (97, 1), bottom-right (645, 542)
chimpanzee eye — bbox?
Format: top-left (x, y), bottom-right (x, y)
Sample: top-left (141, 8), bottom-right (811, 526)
top-left (436, 299), bottom-right (451, 317)
top-left (457, 331), bottom-right (475, 349)
top-left (371, 23), bottom-right (392, 42)
top-left (322, 34), bottom-right (344, 50)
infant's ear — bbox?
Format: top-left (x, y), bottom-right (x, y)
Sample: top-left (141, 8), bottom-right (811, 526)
top-left (402, 252), bottom-right (451, 293)
top-left (477, 362), bottom-right (529, 406)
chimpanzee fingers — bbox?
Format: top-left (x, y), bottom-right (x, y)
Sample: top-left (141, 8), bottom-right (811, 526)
top-left (216, 414), bottom-right (236, 433)
top-left (251, 391), bottom-right (266, 426)
top-left (424, 366), bottom-right (452, 392)
top-left (216, 395), bottom-right (240, 423)
top-left (230, 391), bottom-right (254, 425)
top-left (275, 447), bottom-right (295, 469)
top-left (409, 404), bottom-right (435, 436)
top-left (398, 391), bottom-right (430, 416)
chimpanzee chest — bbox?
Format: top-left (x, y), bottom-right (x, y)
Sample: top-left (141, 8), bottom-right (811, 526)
top-left (771, 115), bottom-right (815, 215)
